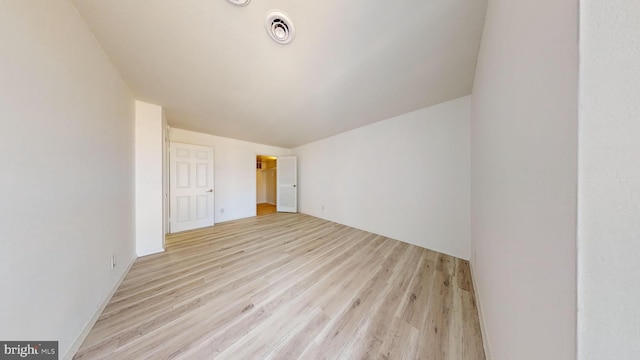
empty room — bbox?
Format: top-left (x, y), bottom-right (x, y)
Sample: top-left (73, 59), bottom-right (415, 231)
top-left (1, 0), bottom-right (638, 360)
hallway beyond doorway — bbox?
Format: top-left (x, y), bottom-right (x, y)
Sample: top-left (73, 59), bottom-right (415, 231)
top-left (256, 203), bottom-right (276, 216)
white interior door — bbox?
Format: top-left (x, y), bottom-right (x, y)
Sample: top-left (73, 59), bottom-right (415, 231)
top-left (277, 156), bottom-right (297, 213)
top-left (170, 142), bottom-right (214, 232)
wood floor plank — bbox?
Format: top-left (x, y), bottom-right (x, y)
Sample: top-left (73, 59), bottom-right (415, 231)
top-left (190, 232), bottom-right (388, 359)
top-left (74, 213), bottom-right (485, 360)
top-left (257, 203), bottom-right (277, 216)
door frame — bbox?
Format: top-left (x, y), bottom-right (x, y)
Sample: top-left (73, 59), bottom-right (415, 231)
top-left (255, 154), bottom-right (279, 215)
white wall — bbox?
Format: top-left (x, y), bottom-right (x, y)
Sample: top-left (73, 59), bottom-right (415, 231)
top-left (135, 101), bottom-right (164, 256)
top-left (0, 1), bottom-right (136, 358)
top-left (469, 0), bottom-right (578, 359)
top-left (578, 0), bottom-right (640, 358)
top-left (169, 129), bottom-right (291, 222)
top-left (293, 96), bottom-right (470, 259)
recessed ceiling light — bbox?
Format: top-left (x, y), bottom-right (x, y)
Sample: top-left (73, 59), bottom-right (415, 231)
top-left (227, 0), bottom-right (250, 7)
top-left (265, 10), bottom-right (295, 45)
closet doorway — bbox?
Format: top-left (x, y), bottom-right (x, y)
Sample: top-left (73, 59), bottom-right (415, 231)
top-left (256, 155), bottom-right (277, 216)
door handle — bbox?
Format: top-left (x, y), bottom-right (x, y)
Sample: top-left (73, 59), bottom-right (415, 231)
top-left (205, 189), bottom-right (213, 193)
top-left (293, 185), bottom-right (296, 188)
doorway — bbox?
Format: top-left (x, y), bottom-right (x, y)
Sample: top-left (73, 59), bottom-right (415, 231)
top-left (256, 155), bottom-right (277, 216)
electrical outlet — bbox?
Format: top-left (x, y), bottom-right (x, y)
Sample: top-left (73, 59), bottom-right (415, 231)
top-left (220, 208), bottom-right (225, 214)
top-left (321, 205), bottom-right (325, 211)
top-left (110, 255), bottom-right (117, 269)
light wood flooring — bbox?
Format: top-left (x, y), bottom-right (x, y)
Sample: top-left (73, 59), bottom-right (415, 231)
top-left (257, 203), bottom-right (277, 216)
top-left (75, 213), bottom-right (485, 360)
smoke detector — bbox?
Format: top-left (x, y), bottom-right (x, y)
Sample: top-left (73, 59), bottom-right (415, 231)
top-left (264, 10), bottom-right (295, 45)
top-left (227, 0), bottom-right (250, 6)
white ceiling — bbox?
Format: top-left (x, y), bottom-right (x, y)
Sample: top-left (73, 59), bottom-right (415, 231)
top-left (72, 0), bottom-right (487, 148)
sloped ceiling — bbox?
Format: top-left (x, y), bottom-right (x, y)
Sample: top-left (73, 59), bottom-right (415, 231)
top-left (72, 0), bottom-right (487, 148)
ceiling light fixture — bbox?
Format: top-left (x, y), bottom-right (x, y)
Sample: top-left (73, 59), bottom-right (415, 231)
top-left (265, 10), bottom-right (295, 45)
top-left (227, 0), bottom-right (250, 7)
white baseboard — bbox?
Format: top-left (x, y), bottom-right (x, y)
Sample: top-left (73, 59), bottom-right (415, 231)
top-left (137, 247), bottom-right (165, 257)
top-left (469, 261), bottom-right (492, 360)
top-left (63, 257), bottom-right (136, 360)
